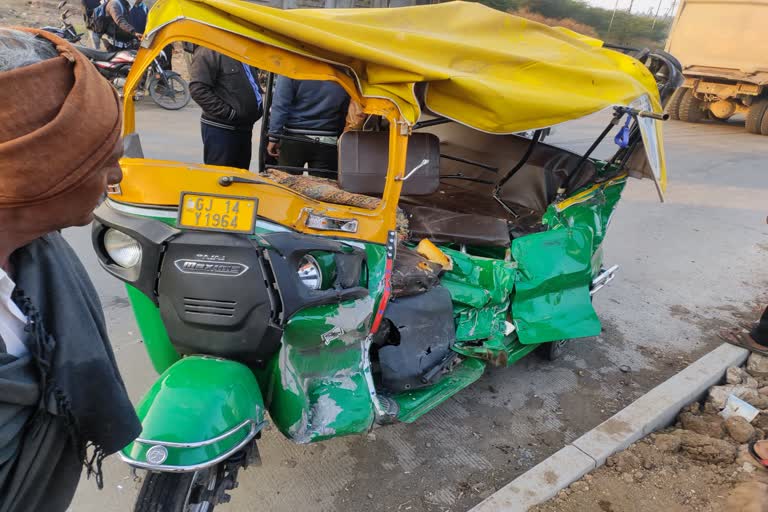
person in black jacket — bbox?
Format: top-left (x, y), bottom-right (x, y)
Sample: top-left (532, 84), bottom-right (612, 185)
top-left (189, 47), bottom-right (263, 170)
top-left (102, 0), bottom-right (141, 51)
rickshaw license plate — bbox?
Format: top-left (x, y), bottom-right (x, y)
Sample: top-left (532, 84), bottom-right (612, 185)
top-left (178, 193), bottom-right (257, 234)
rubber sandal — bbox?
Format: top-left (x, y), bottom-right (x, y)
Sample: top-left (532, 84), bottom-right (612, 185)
top-left (748, 440), bottom-right (768, 468)
top-left (719, 329), bottom-right (768, 356)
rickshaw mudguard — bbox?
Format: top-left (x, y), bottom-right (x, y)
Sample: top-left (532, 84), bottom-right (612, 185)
top-left (121, 356), bottom-right (265, 471)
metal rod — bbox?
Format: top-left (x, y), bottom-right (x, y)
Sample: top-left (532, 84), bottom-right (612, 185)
top-left (492, 130), bottom-right (542, 215)
top-left (440, 153), bottom-right (498, 173)
top-left (590, 265), bottom-right (620, 296)
top-left (413, 117), bottom-right (452, 130)
top-left (396, 158), bottom-right (430, 181)
top-left (257, 71), bottom-right (275, 173)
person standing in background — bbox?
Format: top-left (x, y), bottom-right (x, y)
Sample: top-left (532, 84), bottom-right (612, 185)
top-left (266, 78), bottom-right (350, 172)
top-left (189, 46), bottom-right (263, 169)
top-left (127, 0), bottom-right (173, 70)
top-left (80, 0), bottom-right (102, 48)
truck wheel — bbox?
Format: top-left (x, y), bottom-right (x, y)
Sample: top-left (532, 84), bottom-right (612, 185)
top-left (134, 470), bottom-right (217, 512)
top-left (761, 107), bottom-right (768, 135)
top-left (746, 98), bottom-right (768, 134)
top-left (678, 90), bottom-right (706, 123)
top-left (666, 87), bottom-right (685, 120)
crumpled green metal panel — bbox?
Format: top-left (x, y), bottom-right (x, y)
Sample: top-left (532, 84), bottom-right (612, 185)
top-left (258, 243), bottom-right (387, 444)
top-left (511, 226), bottom-right (600, 344)
top-left (438, 247), bottom-right (516, 348)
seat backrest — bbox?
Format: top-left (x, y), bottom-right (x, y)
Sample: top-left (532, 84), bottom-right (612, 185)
top-left (338, 131), bottom-right (441, 196)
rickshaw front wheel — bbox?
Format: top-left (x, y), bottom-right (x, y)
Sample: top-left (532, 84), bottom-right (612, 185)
top-left (134, 468), bottom-right (218, 512)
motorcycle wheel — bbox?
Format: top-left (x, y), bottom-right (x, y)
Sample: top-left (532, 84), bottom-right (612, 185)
top-left (148, 72), bottom-right (191, 111)
top-left (134, 469), bottom-right (217, 512)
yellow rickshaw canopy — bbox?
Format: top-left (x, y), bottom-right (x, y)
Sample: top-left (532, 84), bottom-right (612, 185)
top-left (143, 0), bottom-right (664, 134)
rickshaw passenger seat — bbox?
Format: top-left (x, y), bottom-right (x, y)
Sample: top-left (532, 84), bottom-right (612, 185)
top-left (401, 204), bottom-right (510, 248)
top-left (338, 131), bottom-right (441, 195)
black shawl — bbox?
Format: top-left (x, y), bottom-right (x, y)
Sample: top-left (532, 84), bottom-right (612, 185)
top-left (0, 232), bottom-right (141, 512)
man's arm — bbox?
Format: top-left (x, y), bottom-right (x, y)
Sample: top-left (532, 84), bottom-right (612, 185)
top-left (189, 49), bottom-right (236, 122)
top-left (106, 0), bottom-right (139, 38)
top-left (267, 76), bottom-right (296, 137)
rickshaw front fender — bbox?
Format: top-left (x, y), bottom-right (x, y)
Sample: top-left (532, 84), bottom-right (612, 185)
top-left (121, 356), bottom-right (265, 472)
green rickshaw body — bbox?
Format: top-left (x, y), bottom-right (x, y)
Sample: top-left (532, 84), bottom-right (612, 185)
top-left (110, 168), bottom-right (626, 452)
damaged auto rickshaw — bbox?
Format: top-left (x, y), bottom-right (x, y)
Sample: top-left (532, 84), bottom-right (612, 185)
top-left (90, 0), bottom-right (682, 509)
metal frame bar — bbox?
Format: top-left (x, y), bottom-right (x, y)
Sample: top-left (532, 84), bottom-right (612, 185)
top-left (133, 419), bottom-right (257, 448)
top-left (120, 421), bottom-right (266, 473)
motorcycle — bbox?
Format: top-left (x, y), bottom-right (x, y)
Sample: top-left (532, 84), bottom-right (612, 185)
top-left (76, 44), bottom-right (191, 110)
top-left (91, 1), bottom-right (681, 510)
top-left (41, 1), bottom-right (82, 43)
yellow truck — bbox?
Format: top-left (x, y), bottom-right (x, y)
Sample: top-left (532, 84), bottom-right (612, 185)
top-left (665, 0), bottom-right (768, 134)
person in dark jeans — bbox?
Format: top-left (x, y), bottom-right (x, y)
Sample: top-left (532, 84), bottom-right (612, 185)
top-left (189, 47), bottom-right (263, 169)
top-left (266, 78), bottom-right (350, 172)
top-left (722, 306), bottom-right (768, 354)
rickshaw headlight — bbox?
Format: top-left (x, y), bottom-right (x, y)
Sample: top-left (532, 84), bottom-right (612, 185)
top-left (297, 254), bottom-right (322, 290)
top-left (103, 229), bottom-right (142, 268)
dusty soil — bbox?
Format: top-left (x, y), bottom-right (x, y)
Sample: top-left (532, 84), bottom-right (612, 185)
top-left (533, 353), bottom-right (768, 512)
top-left (0, 0), bottom-right (68, 28)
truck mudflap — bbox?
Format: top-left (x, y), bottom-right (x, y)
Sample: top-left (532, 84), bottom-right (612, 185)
top-left (121, 356), bottom-right (266, 472)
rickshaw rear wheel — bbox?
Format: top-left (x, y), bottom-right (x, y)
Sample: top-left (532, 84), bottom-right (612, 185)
top-left (134, 469), bottom-right (217, 512)
top-left (537, 339), bottom-right (568, 361)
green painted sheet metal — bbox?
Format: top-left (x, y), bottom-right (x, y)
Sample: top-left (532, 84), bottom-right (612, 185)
top-left (261, 299), bottom-right (377, 444)
top-left (511, 226), bottom-right (599, 344)
top-left (126, 284), bottom-right (180, 374)
top-left (122, 356), bottom-right (264, 468)
top-left (393, 357), bottom-right (486, 423)
top-left (258, 243), bottom-right (389, 444)
top-left (510, 176), bottom-right (628, 345)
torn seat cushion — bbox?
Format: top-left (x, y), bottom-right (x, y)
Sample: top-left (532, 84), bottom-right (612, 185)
top-left (401, 204), bottom-right (510, 247)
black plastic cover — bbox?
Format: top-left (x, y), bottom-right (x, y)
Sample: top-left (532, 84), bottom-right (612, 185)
top-left (157, 231), bottom-right (282, 365)
top-left (92, 202), bottom-right (180, 302)
top-left (378, 286), bottom-right (456, 392)
top-left (262, 232), bottom-right (369, 320)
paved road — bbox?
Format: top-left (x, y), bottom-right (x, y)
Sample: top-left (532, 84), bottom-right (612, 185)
top-left (69, 104), bottom-right (768, 512)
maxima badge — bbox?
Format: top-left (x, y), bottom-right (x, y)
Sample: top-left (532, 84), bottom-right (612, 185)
top-left (174, 259), bottom-right (249, 277)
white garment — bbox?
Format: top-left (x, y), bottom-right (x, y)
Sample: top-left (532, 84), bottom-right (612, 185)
top-left (0, 267), bottom-right (28, 357)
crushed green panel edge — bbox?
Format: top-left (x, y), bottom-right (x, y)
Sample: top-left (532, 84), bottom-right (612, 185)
top-left (393, 357), bottom-right (486, 423)
top-left (126, 284), bottom-right (180, 374)
top-left (453, 330), bottom-right (538, 366)
top-left (256, 243), bottom-right (387, 444)
top-left (122, 356), bottom-right (264, 467)
top-left (438, 248), bottom-right (517, 356)
top-left (511, 226), bottom-right (600, 344)
top-left (509, 177), bottom-right (628, 345)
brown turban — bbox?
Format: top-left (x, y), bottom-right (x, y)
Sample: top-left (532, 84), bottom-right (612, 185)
top-left (0, 27), bottom-right (122, 208)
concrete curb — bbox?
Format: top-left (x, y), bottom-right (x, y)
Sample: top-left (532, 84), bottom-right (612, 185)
top-left (469, 343), bottom-right (749, 512)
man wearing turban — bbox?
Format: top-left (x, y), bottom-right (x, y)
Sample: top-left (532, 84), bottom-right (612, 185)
top-left (0, 27), bottom-right (141, 512)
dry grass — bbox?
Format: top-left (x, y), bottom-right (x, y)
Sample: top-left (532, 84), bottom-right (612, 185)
top-left (509, 8), bottom-right (599, 38)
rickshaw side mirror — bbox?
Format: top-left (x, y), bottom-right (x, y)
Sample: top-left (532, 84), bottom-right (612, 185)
top-left (338, 131), bottom-right (440, 196)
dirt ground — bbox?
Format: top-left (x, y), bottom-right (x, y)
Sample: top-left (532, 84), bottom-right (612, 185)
top-left (533, 355), bottom-right (768, 512)
top-left (0, 0), bottom-right (68, 29)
